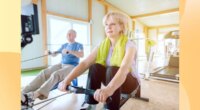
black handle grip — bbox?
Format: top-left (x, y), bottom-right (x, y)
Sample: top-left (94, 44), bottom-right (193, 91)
top-left (48, 51), bottom-right (60, 55)
top-left (48, 51), bottom-right (52, 55)
top-left (66, 85), bottom-right (112, 103)
top-left (106, 97), bottom-right (112, 103)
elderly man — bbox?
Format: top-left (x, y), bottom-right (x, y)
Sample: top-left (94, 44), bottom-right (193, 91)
top-left (21, 29), bottom-right (84, 104)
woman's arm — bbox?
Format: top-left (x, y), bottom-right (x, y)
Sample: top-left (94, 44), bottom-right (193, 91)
top-left (107, 46), bottom-right (136, 92)
top-left (58, 47), bottom-right (98, 91)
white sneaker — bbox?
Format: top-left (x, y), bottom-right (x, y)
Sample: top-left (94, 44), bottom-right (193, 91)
top-left (86, 105), bottom-right (96, 110)
top-left (21, 92), bottom-right (35, 110)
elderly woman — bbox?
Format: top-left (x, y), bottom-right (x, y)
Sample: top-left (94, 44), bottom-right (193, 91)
top-left (59, 12), bottom-right (140, 110)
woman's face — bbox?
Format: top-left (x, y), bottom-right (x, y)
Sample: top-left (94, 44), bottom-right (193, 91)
top-left (105, 17), bottom-right (122, 38)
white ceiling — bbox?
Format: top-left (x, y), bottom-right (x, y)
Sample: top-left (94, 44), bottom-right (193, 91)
top-left (106, 0), bottom-right (180, 27)
top-left (21, 0), bottom-right (180, 29)
top-left (21, 0), bottom-right (32, 7)
top-left (138, 12), bottom-right (179, 27)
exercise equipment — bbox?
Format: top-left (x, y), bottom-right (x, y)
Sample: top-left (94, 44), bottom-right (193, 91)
top-left (148, 30), bottom-right (179, 82)
top-left (21, 85), bottom-right (112, 110)
top-left (150, 55), bottom-right (179, 82)
top-left (21, 33), bottom-right (33, 48)
top-left (22, 54), bottom-right (48, 62)
top-left (80, 85), bottom-right (149, 109)
top-left (21, 50), bottom-right (70, 62)
top-left (119, 85), bottom-right (149, 108)
top-left (80, 68), bottom-right (149, 109)
top-left (21, 51), bottom-right (59, 62)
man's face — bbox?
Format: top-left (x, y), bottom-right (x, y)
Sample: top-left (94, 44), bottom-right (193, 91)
top-left (67, 32), bottom-right (76, 43)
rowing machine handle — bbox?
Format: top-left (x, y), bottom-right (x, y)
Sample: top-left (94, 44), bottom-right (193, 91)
top-left (67, 85), bottom-right (112, 103)
top-left (48, 51), bottom-right (60, 55)
top-left (48, 50), bottom-right (52, 55)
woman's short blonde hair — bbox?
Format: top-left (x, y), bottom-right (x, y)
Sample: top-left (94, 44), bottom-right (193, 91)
top-left (103, 11), bottom-right (130, 34)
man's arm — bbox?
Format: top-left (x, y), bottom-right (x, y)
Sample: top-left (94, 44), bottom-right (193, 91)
top-left (44, 50), bottom-right (59, 57)
top-left (67, 43), bottom-right (84, 58)
top-left (67, 50), bottom-right (84, 58)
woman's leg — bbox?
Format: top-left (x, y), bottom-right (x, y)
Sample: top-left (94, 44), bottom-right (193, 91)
top-left (85, 63), bottom-right (106, 104)
top-left (104, 66), bottom-right (140, 110)
top-left (103, 66), bottom-right (121, 110)
top-left (121, 73), bottom-right (140, 97)
top-left (22, 64), bottom-right (62, 93)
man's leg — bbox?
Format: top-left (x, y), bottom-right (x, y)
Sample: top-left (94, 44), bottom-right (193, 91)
top-left (35, 64), bottom-right (75, 99)
top-left (22, 63), bottom-right (62, 93)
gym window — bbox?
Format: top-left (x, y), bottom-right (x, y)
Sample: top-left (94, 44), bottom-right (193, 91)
top-left (47, 15), bottom-right (90, 65)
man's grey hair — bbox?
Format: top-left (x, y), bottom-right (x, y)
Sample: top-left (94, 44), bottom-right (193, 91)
top-left (68, 29), bottom-right (76, 36)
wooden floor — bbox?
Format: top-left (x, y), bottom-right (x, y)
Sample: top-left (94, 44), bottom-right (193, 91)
top-left (34, 91), bottom-right (88, 110)
top-left (22, 74), bottom-right (179, 110)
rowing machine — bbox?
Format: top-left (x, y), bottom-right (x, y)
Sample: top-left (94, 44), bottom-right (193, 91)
top-left (21, 85), bottom-right (112, 110)
top-left (21, 51), bottom-right (60, 62)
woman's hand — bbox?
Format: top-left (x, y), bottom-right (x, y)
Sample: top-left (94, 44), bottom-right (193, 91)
top-left (58, 79), bottom-right (71, 92)
top-left (93, 86), bottom-right (114, 103)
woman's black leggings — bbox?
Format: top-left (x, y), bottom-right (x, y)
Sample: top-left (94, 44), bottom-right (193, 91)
top-left (85, 63), bottom-right (140, 110)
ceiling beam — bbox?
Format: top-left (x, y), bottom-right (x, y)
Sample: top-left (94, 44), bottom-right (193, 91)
top-left (47, 11), bottom-right (88, 23)
top-left (97, 0), bottom-right (129, 16)
top-left (41, 0), bottom-right (48, 66)
top-left (32, 0), bottom-right (38, 4)
top-left (88, 0), bottom-right (92, 22)
top-left (149, 24), bottom-right (179, 29)
top-left (104, 5), bottom-right (108, 14)
top-left (97, 0), bottom-right (151, 28)
top-left (131, 8), bottom-right (179, 19)
top-left (88, 0), bottom-right (93, 46)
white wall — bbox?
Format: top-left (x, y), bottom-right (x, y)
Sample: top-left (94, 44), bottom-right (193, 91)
top-left (134, 20), bottom-right (146, 57)
top-left (148, 29), bottom-right (157, 40)
top-left (47, 0), bottom-right (88, 20)
top-left (134, 20), bottom-right (148, 74)
top-left (91, 0), bottom-right (105, 48)
top-left (21, 0), bottom-right (105, 69)
top-left (21, 0), bottom-right (45, 69)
